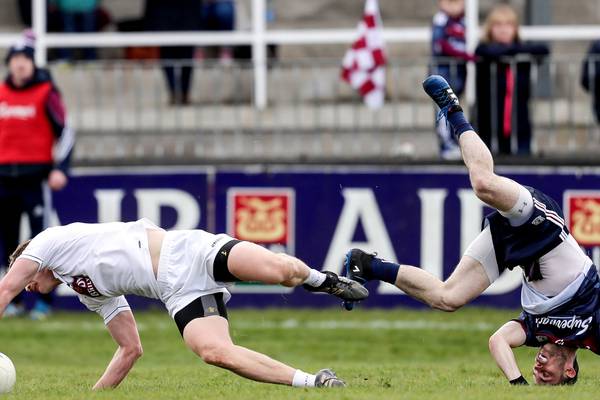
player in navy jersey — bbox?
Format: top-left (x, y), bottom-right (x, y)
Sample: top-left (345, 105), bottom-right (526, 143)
top-left (487, 261), bottom-right (599, 385)
top-left (343, 75), bottom-right (595, 385)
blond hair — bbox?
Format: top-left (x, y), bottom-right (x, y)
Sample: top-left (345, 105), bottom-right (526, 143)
top-left (481, 4), bottom-right (520, 43)
top-left (8, 239), bottom-right (32, 269)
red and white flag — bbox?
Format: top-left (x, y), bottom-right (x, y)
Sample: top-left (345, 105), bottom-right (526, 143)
top-left (341, 0), bottom-right (387, 109)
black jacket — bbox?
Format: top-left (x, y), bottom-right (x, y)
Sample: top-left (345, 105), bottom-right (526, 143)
top-left (144, 0), bottom-right (203, 31)
top-left (581, 40), bottom-right (600, 122)
top-left (474, 41), bottom-right (549, 155)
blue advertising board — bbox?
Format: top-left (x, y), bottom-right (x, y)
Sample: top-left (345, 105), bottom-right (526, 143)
top-left (25, 165), bottom-right (600, 311)
top-left (214, 166), bottom-right (600, 309)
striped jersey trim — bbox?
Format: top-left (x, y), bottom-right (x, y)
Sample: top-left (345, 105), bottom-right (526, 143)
top-left (532, 198), bottom-right (567, 241)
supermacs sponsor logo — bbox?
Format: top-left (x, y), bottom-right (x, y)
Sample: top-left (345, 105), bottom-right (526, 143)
top-left (0, 102), bottom-right (36, 119)
top-left (535, 315), bottom-right (593, 336)
top-left (227, 187), bottom-right (295, 254)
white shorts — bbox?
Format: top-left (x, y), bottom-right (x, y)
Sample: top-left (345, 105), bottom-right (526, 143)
top-left (463, 225), bottom-right (499, 284)
top-left (156, 230), bottom-right (235, 318)
top-left (463, 226), bottom-right (590, 295)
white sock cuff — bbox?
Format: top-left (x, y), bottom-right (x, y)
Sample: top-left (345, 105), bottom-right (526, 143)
top-left (292, 370), bottom-right (316, 387)
top-left (499, 184), bottom-right (534, 227)
top-left (303, 269), bottom-right (327, 287)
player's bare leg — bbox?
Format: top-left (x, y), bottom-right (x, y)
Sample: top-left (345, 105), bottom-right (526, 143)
top-left (343, 75), bottom-right (528, 311)
top-left (458, 129), bottom-right (521, 212)
top-left (183, 315), bottom-right (345, 387)
top-left (346, 249), bottom-right (490, 311)
top-left (225, 241), bottom-right (368, 302)
top-left (393, 256), bottom-right (490, 311)
top-left (423, 74), bottom-right (523, 212)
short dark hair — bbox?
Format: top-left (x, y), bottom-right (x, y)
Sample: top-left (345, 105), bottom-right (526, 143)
top-left (562, 356), bottom-right (579, 385)
top-left (8, 239), bottom-right (32, 269)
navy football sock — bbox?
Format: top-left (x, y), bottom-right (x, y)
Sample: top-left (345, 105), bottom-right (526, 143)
top-left (447, 108), bottom-right (473, 137)
top-left (370, 257), bottom-right (400, 284)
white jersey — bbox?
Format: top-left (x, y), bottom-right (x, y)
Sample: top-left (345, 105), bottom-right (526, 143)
top-left (520, 234), bottom-right (593, 314)
top-left (19, 218), bottom-right (162, 323)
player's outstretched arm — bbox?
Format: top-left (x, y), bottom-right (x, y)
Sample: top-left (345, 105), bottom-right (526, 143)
top-left (488, 321), bottom-right (528, 384)
top-left (93, 311), bottom-right (143, 390)
top-left (0, 259), bottom-right (38, 316)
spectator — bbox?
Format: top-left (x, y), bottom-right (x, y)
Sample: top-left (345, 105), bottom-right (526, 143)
top-left (50, 0), bottom-right (100, 60)
top-left (201, 0), bottom-right (236, 65)
top-left (474, 4), bottom-right (549, 155)
top-left (581, 40), bottom-right (600, 123)
top-left (430, 0), bottom-right (474, 160)
top-left (17, 0), bottom-right (63, 34)
top-left (144, 0), bottom-right (203, 106)
top-left (0, 34), bottom-right (75, 319)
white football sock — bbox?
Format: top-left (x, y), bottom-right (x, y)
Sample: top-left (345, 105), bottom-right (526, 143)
top-left (292, 370), bottom-right (316, 387)
top-left (303, 269), bottom-right (327, 287)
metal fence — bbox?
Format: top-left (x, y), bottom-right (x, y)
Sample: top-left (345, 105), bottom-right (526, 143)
top-left (2, 55), bottom-right (599, 163)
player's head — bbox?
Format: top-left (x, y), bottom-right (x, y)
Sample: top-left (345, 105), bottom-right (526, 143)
top-left (8, 239), bottom-right (32, 269)
top-left (438, 0), bottom-right (464, 18)
top-left (482, 4), bottom-right (520, 45)
top-left (25, 268), bottom-right (61, 294)
top-left (532, 343), bottom-right (578, 385)
top-left (8, 240), bottom-right (60, 294)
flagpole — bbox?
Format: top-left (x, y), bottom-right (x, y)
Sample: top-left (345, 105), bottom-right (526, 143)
top-left (465, 0), bottom-right (479, 111)
top-left (32, 0), bottom-right (47, 67)
top-left (252, 0), bottom-right (267, 109)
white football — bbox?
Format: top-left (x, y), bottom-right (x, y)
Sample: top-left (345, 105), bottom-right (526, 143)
top-left (0, 353), bottom-right (16, 393)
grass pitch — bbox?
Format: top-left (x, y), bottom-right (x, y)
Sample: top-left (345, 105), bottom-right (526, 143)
top-left (1, 307), bottom-right (598, 399)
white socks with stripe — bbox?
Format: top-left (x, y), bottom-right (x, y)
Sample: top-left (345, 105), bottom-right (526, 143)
top-left (292, 370), bottom-right (316, 387)
top-left (303, 269), bottom-right (327, 287)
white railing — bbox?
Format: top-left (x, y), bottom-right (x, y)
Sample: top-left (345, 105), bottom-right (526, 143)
top-left (3, 0), bottom-right (600, 109)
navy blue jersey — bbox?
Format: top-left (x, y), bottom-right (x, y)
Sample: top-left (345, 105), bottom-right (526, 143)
top-left (483, 187), bottom-right (569, 279)
top-left (516, 266), bottom-right (600, 354)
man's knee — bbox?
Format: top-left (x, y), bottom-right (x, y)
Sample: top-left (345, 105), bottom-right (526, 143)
top-left (262, 254), bottom-right (297, 284)
top-left (436, 296), bottom-right (464, 312)
top-left (432, 289), bottom-right (466, 312)
top-left (470, 170), bottom-right (497, 203)
top-left (197, 342), bottom-right (236, 369)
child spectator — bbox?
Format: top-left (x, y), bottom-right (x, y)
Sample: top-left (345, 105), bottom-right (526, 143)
top-left (431, 0), bottom-right (474, 160)
top-left (474, 4), bottom-right (549, 155)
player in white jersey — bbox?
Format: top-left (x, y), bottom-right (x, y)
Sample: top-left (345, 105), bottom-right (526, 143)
top-left (0, 219), bottom-right (367, 390)
top-left (344, 75), bottom-right (594, 385)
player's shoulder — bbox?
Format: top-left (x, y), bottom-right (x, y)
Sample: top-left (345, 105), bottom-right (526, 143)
top-left (31, 222), bottom-right (93, 244)
top-left (39, 222), bottom-right (82, 236)
top-left (432, 11), bottom-right (449, 26)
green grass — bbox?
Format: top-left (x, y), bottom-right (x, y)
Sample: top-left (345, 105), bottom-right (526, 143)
top-left (1, 307), bottom-right (598, 399)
